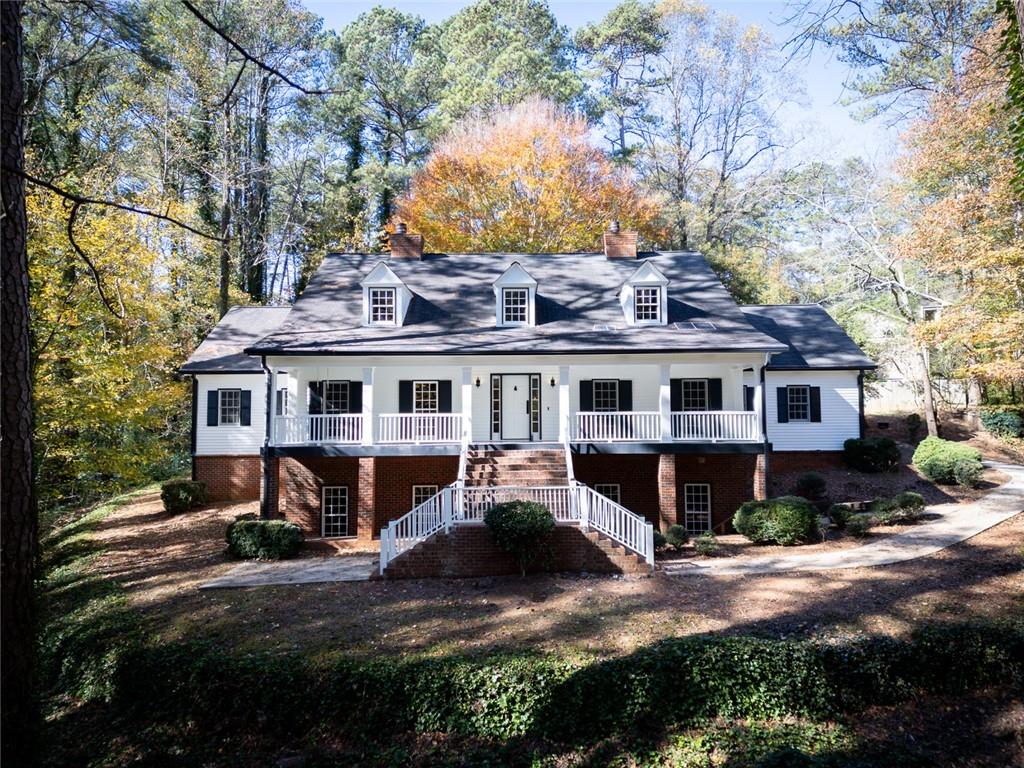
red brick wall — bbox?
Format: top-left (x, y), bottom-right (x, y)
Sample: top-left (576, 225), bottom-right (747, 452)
top-left (571, 454), bottom-right (660, 524)
top-left (770, 450), bottom-right (845, 473)
top-left (276, 456), bottom-right (363, 539)
top-left (194, 455), bottom-right (262, 501)
top-left (384, 524), bottom-right (649, 579)
top-left (374, 456), bottom-right (459, 532)
top-left (674, 454), bottom-right (759, 533)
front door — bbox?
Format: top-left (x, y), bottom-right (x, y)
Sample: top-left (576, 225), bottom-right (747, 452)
top-left (501, 374), bottom-right (531, 440)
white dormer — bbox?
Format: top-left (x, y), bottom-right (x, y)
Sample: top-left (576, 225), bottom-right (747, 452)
top-left (360, 261), bottom-right (413, 327)
top-left (620, 261), bottom-right (669, 326)
top-left (493, 262), bottom-right (538, 327)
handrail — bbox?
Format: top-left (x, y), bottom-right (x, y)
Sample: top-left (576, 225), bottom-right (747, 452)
top-left (671, 410), bottom-right (759, 442)
top-left (573, 411), bottom-right (661, 442)
top-left (577, 485), bottom-right (654, 567)
top-left (273, 414), bottom-right (362, 445)
top-left (378, 413), bottom-right (463, 444)
top-left (380, 482), bottom-right (457, 575)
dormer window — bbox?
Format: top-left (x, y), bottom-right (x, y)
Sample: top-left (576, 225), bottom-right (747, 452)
top-left (620, 261), bottom-right (669, 326)
top-left (493, 262), bottom-right (537, 327)
top-left (634, 287), bottom-right (661, 323)
top-left (502, 288), bottom-right (529, 324)
top-left (369, 287), bottom-right (396, 325)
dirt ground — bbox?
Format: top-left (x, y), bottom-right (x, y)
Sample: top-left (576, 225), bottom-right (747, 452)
top-left (90, 488), bottom-right (1023, 661)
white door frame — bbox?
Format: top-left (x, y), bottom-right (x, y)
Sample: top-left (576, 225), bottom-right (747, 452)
top-left (493, 373), bottom-right (541, 441)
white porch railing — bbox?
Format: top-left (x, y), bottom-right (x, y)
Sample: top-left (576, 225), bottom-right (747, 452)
top-left (573, 411), bottom-right (661, 442)
top-left (378, 413), bottom-right (463, 444)
top-left (273, 415), bottom-right (362, 445)
top-left (379, 482), bottom-right (655, 574)
top-left (672, 410), bottom-right (759, 442)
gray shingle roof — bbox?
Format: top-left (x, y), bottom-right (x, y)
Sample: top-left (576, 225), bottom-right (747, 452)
top-left (740, 305), bottom-right (876, 369)
top-left (246, 251), bottom-right (789, 356)
top-left (180, 306), bottom-right (290, 373)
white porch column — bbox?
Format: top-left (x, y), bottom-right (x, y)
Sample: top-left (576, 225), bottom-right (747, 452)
top-left (659, 364), bottom-right (672, 442)
top-left (461, 367), bottom-right (473, 445)
top-left (268, 367), bottom-right (279, 446)
top-left (558, 365), bottom-right (570, 442)
top-left (361, 367), bottom-right (374, 446)
top-left (754, 367), bottom-right (765, 441)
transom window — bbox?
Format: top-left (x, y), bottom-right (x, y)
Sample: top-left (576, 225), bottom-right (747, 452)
top-left (414, 381), bottom-right (438, 413)
top-left (324, 380), bottom-right (350, 414)
top-left (593, 379), bottom-right (619, 412)
top-left (635, 287), bottom-right (661, 322)
top-left (502, 287), bottom-right (529, 324)
top-left (594, 484), bottom-right (621, 504)
top-left (369, 287), bottom-right (396, 324)
top-left (787, 385), bottom-right (810, 422)
top-left (218, 389), bottom-right (241, 425)
top-left (412, 485), bottom-right (439, 507)
top-left (682, 379), bottom-right (708, 411)
top-left (322, 486), bottom-right (350, 538)
top-left (683, 483), bottom-right (711, 534)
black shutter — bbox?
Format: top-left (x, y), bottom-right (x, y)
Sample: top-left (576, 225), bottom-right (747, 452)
top-left (743, 386), bottom-right (755, 412)
top-left (579, 380), bottom-right (593, 411)
top-left (618, 380), bottom-right (633, 411)
top-left (438, 381), bottom-right (453, 413)
top-left (349, 381), bottom-right (363, 414)
top-left (308, 381), bottom-right (324, 415)
top-left (776, 387), bottom-right (789, 423)
top-left (275, 388), bottom-right (283, 416)
top-left (810, 386), bottom-right (822, 423)
top-left (708, 378), bottom-right (723, 410)
top-left (670, 379), bottom-right (682, 412)
top-left (239, 390), bottom-right (252, 426)
top-left (207, 390), bottom-right (218, 426)
top-left (399, 380), bottom-right (413, 413)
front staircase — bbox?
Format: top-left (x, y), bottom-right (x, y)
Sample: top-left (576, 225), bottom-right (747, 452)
top-left (464, 446), bottom-right (569, 486)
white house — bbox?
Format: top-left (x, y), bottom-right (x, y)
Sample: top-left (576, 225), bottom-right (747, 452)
top-left (181, 227), bottom-right (874, 576)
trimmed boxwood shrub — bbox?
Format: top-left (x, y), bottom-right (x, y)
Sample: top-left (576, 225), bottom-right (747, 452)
top-left (843, 437), bottom-right (900, 473)
top-left (733, 496), bottom-right (820, 546)
top-left (794, 472), bottom-right (826, 500)
top-left (871, 491), bottom-right (926, 525)
top-left (160, 480), bottom-right (207, 514)
top-left (652, 530), bottom-right (667, 550)
top-left (846, 513), bottom-right (874, 538)
top-left (826, 503), bottom-right (852, 529)
top-left (694, 531), bottom-right (719, 556)
top-left (226, 516), bottom-right (303, 560)
top-left (980, 409), bottom-right (1024, 438)
top-left (484, 500), bottom-right (555, 576)
top-left (665, 524), bottom-right (689, 551)
top-left (912, 436), bottom-right (983, 487)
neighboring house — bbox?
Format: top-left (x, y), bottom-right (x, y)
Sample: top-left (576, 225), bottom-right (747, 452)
top-left (181, 226), bottom-right (874, 576)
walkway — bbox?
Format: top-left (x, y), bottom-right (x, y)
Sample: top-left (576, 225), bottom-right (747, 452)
top-left (200, 554), bottom-right (377, 589)
top-left (663, 462), bottom-right (1024, 577)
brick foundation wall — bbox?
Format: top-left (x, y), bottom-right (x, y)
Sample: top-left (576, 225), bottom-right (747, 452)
top-left (770, 450), bottom-right (845, 473)
top-left (571, 454), bottom-right (660, 524)
top-left (193, 455), bottom-right (262, 501)
top-left (384, 524), bottom-right (649, 579)
top-left (674, 454), bottom-right (759, 533)
top-left (374, 456), bottom-right (459, 532)
top-left (276, 456), bottom-right (363, 538)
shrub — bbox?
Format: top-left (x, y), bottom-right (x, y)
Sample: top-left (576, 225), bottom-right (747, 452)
top-left (843, 437), bottom-right (900, 473)
top-left (160, 480), bottom-right (207, 514)
top-left (484, 500), bottom-right (555, 576)
top-left (846, 513), bottom-right (874, 538)
top-left (905, 413), bottom-right (923, 442)
top-left (665, 524), bottom-right (689, 551)
top-left (225, 517), bottom-right (303, 560)
top-left (871, 491), bottom-right (926, 525)
top-left (652, 530), bottom-right (667, 551)
top-left (912, 436), bottom-right (983, 486)
top-left (733, 496), bottom-right (820, 546)
top-left (980, 409), bottom-right (1024, 439)
top-left (694, 531), bottom-right (719, 556)
top-left (794, 472), bottom-right (826, 500)
top-left (826, 504), bottom-right (852, 529)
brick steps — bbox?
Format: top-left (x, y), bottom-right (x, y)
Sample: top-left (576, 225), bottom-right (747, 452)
top-left (464, 447), bottom-right (568, 487)
top-left (583, 530), bottom-right (648, 571)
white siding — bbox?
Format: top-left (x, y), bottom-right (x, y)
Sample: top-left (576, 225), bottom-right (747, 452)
top-left (195, 373), bottom-right (267, 456)
top-left (765, 370), bottom-right (861, 451)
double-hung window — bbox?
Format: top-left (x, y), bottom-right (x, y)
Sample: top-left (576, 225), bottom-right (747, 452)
top-left (683, 483), bottom-right (712, 534)
top-left (219, 389), bottom-right (241, 425)
top-left (413, 381), bottom-right (438, 413)
top-left (502, 288), bottom-right (529, 325)
top-left (594, 484), bottom-right (621, 504)
top-left (369, 287), bottom-right (396, 325)
top-left (682, 379), bottom-right (708, 411)
top-left (592, 380), bottom-right (619, 412)
top-left (787, 385), bottom-right (810, 422)
top-left (324, 381), bottom-right (350, 414)
top-left (412, 485), bottom-right (439, 507)
top-left (322, 486), bottom-right (350, 538)
top-left (634, 287), bottom-right (661, 323)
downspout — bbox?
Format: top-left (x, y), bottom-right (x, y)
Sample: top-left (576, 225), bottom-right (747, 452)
top-left (190, 376), bottom-right (198, 481)
top-left (760, 353), bottom-right (771, 498)
top-left (857, 370), bottom-right (866, 439)
top-left (260, 356), bottom-right (272, 520)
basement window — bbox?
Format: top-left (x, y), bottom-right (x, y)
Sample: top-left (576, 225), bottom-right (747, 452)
top-left (594, 484), bottom-right (621, 504)
top-left (683, 483), bottom-right (711, 534)
top-left (322, 486), bottom-right (350, 538)
top-left (412, 485), bottom-right (439, 508)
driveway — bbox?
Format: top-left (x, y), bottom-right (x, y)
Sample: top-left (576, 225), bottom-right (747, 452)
top-left (663, 462), bottom-right (1024, 577)
top-left (200, 555), bottom-right (377, 588)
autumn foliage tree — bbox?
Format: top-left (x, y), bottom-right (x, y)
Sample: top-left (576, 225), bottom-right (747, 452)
top-left (393, 99), bottom-right (664, 252)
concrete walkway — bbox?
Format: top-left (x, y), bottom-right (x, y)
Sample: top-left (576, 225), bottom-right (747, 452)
top-left (200, 555), bottom-right (377, 589)
top-left (663, 462), bottom-right (1024, 577)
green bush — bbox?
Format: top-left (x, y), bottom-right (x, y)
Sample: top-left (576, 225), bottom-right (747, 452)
top-left (871, 491), bottom-right (926, 526)
top-left (733, 496), bottom-right (820, 546)
top-left (484, 500), bottom-right (555, 576)
top-left (160, 479), bottom-right (207, 514)
top-left (980, 409), bottom-right (1024, 438)
top-left (665, 524), bottom-right (689, 551)
top-left (694, 531), bottom-right (719, 556)
top-left (653, 530), bottom-right (667, 551)
top-left (794, 472), bottom-right (827, 500)
top-left (845, 513), bottom-right (874, 538)
top-left (843, 437), bottom-right (900, 473)
top-left (905, 412), bottom-right (923, 442)
top-left (826, 504), bottom-right (852, 529)
top-left (225, 516), bottom-right (303, 560)
top-left (912, 436), bottom-right (983, 486)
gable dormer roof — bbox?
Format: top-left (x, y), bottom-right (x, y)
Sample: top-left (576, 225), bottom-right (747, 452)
top-left (360, 260), bottom-right (405, 287)
top-left (493, 261), bottom-right (538, 287)
top-left (359, 260), bottom-right (413, 327)
top-left (624, 260), bottom-right (669, 286)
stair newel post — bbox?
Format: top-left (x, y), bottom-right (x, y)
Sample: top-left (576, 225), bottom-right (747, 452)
top-left (645, 523), bottom-right (655, 568)
top-left (579, 486), bottom-right (590, 532)
top-left (442, 486), bottom-right (452, 533)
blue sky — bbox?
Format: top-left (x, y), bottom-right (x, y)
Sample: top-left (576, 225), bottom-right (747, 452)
top-left (302, 0), bottom-right (896, 164)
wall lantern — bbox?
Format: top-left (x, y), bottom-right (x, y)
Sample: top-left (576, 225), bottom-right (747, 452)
top-left (549, 376), bottom-right (556, 387)
top-left (475, 377), bottom-right (481, 388)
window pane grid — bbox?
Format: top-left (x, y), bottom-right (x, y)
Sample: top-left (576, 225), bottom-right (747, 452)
top-left (594, 484), bottom-right (621, 504)
top-left (788, 386), bottom-right (810, 421)
top-left (369, 288), bottom-right (396, 324)
top-left (503, 288), bottom-right (528, 324)
top-left (530, 375), bottom-right (541, 434)
top-left (414, 381), bottom-right (438, 413)
top-left (324, 381), bottom-right (350, 414)
top-left (682, 379), bottom-right (708, 411)
top-left (491, 376), bottom-right (501, 434)
top-left (412, 485), bottom-right (439, 507)
top-left (322, 486), bottom-right (349, 538)
top-left (635, 287), bottom-right (660, 322)
top-left (219, 389), bottom-right (240, 425)
top-left (683, 483), bottom-right (711, 534)
top-left (593, 380), bottom-right (619, 412)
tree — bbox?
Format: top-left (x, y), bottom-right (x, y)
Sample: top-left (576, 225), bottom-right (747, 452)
top-left (575, 0), bottom-right (667, 160)
top-left (394, 98), bottom-right (664, 252)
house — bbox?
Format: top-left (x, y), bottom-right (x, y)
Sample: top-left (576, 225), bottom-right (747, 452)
top-left (181, 226), bottom-right (875, 577)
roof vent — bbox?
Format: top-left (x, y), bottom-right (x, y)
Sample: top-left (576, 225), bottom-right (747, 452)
top-left (603, 223), bottom-right (637, 259)
top-left (592, 323), bottom-right (619, 332)
top-left (389, 223), bottom-right (423, 259)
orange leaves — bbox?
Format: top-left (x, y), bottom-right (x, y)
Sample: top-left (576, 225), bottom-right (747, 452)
top-left (394, 98), bottom-right (665, 252)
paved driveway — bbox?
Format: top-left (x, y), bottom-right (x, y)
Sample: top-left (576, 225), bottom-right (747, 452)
top-left (663, 462), bottom-right (1024, 577)
top-left (200, 555), bottom-right (377, 588)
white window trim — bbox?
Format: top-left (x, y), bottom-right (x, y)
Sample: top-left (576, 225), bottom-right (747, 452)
top-left (634, 286), bottom-right (662, 324)
top-left (787, 385), bottom-right (811, 423)
top-left (683, 483), bottom-right (711, 534)
top-left (218, 388), bottom-right (241, 426)
top-left (412, 484), bottom-right (439, 508)
top-left (413, 380), bottom-right (439, 414)
top-left (324, 380), bottom-right (351, 415)
top-left (501, 287), bottom-right (530, 326)
top-left (594, 483), bottom-right (621, 504)
top-left (368, 287), bottom-right (397, 326)
top-left (592, 379), bottom-right (619, 412)
top-left (276, 387), bottom-right (289, 417)
top-left (321, 485), bottom-right (352, 539)
top-left (681, 378), bottom-right (709, 412)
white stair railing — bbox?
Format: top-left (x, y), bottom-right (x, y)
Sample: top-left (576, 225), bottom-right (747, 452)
top-left (460, 486), bottom-right (577, 522)
top-left (380, 483), bottom-right (457, 575)
top-left (578, 485), bottom-right (655, 567)
top-left (671, 411), bottom-right (759, 442)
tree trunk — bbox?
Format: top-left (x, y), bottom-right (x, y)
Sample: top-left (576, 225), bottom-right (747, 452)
top-left (917, 347), bottom-right (939, 437)
top-left (1, 1), bottom-right (40, 761)
top-left (965, 377), bottom-right (983, 429)
top-left (218, 89), bottom-right (232, 318)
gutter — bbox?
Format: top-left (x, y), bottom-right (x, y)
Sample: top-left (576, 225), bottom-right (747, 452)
top-left (190, 376), bottom-right (198, 481)
top-left (260, 355), bottom-right (272, 520)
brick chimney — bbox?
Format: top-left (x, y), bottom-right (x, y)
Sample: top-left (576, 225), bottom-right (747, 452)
top-left (389, 222), bottom-right (424, 259)
top-left (603, 220), bottom-right (637, 259)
